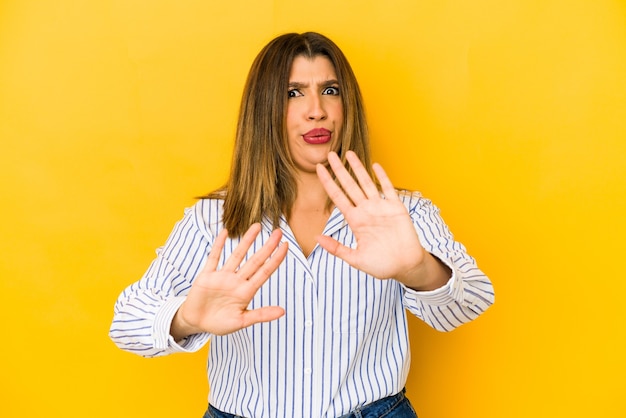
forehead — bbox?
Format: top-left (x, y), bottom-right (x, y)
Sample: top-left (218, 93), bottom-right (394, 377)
top-left (288, 55), bottom-right (338, 81)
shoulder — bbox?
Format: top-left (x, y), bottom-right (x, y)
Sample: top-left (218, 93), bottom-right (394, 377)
top-left (182, 198), bottom-right (225, 239)
top-left (397, 189), bottom-right (441, 217)
top-left (397, 189), bottom-right (424, 208)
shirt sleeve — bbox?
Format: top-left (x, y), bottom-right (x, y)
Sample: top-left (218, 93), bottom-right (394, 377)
top-left (109, 202), bottom-right (215, 357)
top-left (399, 193), bottom-right (495, 332)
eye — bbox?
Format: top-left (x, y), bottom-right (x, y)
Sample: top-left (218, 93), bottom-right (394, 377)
top-left (322, 86), bottom-right (340, 96)
top-left (288, 89), bottom-right (303, 98)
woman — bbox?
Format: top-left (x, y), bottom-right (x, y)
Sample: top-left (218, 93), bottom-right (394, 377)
top-left (110, 32), bottom-right (494, 418)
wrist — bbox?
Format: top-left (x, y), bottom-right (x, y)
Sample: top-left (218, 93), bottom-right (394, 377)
top-left (397, 253), bottom-right (452, 291)
top-left (170, 305), bottom-right (199, 342)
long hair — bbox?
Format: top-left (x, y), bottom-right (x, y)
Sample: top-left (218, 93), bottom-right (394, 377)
top-left (205, 32), bottom-right (373, 237)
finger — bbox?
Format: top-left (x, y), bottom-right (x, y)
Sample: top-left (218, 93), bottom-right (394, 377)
top-left (240, 306), bottom-right (285, 328)
top-left (236, 229), bottom-right (285, 280)
top-left (203, 228), bottom-right (229, 273)
top-left (246, 240), bottom-right (288, 288)
top-left (316, 161), bottom-right (355, 211)
top-left (222, 223), bottom-right (262, 271)
top-left (345, 151), bottom-right (380, 200)
top-left (372, 162), bottom-right (400, 202)
top-left (327, 152), bottom-right (367, 205)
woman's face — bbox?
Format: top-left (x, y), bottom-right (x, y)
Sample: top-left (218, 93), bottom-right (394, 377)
top-left (285, 55), bottom-right (344, 175)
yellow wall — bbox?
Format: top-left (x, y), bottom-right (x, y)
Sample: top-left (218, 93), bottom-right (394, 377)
top-left (1, 0), bottom-right (625, 416)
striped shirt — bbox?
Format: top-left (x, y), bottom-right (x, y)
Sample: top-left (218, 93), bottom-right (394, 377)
top-left (109, 192), bottom-right (494, 418)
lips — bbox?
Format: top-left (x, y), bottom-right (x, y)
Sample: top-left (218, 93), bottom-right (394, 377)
top-left (302, 128), bottom-right (332, 144)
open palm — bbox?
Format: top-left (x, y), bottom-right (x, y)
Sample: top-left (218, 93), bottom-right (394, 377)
top-left (316, 151), bottom-right (427, 283)
top-left (174, 224), bottom-right (288, 337)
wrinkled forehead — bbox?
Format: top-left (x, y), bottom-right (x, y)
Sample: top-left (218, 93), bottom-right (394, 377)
top-left (288, 55), bottom-right (338, 81)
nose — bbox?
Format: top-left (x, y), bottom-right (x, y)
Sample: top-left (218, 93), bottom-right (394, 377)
top-left (307, 93), bottom-right (327, 121)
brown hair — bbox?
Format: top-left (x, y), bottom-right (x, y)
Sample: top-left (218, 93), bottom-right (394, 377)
top-left (205, 32), bottom-right (373, 236)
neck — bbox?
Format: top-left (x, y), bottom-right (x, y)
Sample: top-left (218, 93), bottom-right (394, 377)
top-left (287, 171), bottom-right (333, 257)
top-left (292, 171), bottom-right (330, 213)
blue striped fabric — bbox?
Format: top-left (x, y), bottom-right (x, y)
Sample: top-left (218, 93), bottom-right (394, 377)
top-left (109, 192), bottom-right (494, 417)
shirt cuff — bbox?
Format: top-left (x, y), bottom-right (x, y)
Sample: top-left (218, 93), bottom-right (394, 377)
top-left (402, 254), bottom-right (464, 306)
top-left (153, 296), bottom-right (210, 352)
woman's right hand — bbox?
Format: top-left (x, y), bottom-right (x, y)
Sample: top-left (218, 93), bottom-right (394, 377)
top-left (170, 223), bottom-right (288, 340)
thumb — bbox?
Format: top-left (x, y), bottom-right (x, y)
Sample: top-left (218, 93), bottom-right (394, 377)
top-left (316, 235), bottom-right (355, 264)
top-left (241, 306), bottom-right (285, 328)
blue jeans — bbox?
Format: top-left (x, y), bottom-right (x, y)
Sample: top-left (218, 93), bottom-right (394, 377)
top-left (203, 388), bottom-right (418, 418)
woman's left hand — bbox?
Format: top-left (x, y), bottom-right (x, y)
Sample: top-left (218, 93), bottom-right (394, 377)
top-left (316, 151), bottom-right (449, 290)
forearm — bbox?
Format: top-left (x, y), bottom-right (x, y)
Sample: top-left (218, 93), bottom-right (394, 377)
top-left (109, 289), bottom-right (179, 357)
top-left (401, 256), bottom-right (494, 332)
top-left (400, 194), bottom-right (494, 330)
top-left (110, 292), bottom-right (209, 356)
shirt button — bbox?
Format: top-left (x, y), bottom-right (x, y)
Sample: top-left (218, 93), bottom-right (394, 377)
top-left (304, 368), bottom-right (312, 374)
top-left (304, 320), bottom-right (313, 327)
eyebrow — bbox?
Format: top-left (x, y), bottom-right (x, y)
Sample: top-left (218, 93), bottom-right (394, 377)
top-left (288, 79), bottom-right (340, 89)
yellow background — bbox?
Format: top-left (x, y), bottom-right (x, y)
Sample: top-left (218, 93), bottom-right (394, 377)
top-left (1, 0), bottom-right (625, 416)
